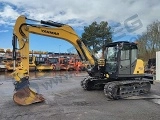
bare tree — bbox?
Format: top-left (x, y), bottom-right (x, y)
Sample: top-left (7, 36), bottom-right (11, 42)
top-left (137, 20), bottom-right (160, 61)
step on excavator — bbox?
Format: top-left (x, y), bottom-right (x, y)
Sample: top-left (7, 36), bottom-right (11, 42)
top-left (12, 15), bottom-right (153, 105)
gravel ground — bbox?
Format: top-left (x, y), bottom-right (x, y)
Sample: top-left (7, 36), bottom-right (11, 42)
top-left (0, 71), bottom-right (160, 120)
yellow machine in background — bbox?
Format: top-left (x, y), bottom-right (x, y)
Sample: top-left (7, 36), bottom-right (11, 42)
top-left (35, 56), bottom-right (53, 71)
top-left (29, 56), bottom-right (36, 71)
top-left (1, 49), bottom-right (21, 71)
top-left (29, 51), bottom-right (53, 71)
top-left (0, 48), bottom-right (6, 71)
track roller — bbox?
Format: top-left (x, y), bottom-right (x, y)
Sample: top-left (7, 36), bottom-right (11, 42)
top-left (104, 81), bottom-right (151, 100)
top-left (104, 82), bottom-right (120, 100)
top-left (81, 77), bottom-right (95, 90)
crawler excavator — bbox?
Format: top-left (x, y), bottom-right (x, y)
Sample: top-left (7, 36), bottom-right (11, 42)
top-left (81, 41), bottom-right (153, 99)
top-left (11, 15), bottom-right (153, 105)
top-left (12, 15), bottom-right (95, 105)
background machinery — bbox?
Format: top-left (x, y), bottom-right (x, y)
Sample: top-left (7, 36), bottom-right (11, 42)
top-left (48, 56), bottom-right (74, 71)
top-left (144, 58), bottom-right (156, 74)
top-left (12, 15), bottom-right (153, 105)
top-left (0, 48), bottom-right (6, 72)
top-left (68, 57), bottom-right (86, 71)
top-left (48, 57), bottom-right (61, 70)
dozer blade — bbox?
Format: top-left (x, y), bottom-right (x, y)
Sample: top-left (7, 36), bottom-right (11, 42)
top-left (13, 86), bottom-right (45, 105)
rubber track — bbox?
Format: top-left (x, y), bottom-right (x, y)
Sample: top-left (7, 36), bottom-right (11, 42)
top-left (104, 80), bottom-right (151, 99)
top-left (81, 77), bottom-right (151, 99)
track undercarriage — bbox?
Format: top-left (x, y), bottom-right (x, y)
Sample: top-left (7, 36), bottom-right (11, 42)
top-left (81, 76), bottom-right (152, 100)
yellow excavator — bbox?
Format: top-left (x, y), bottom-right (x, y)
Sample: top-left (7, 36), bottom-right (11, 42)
top-left (12, 15), bottom-right (95, 105)
top-left (12, 15), bottom-right (153, 105)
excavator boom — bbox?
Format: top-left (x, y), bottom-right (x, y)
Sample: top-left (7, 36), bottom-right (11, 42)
top-left (12, 15), bottom-right (96, 105)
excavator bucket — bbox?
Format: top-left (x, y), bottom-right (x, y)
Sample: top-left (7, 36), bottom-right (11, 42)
top-left (11, 68), bottom-right (45, 105)
top-left (13, 86), bottom-right (45, 105)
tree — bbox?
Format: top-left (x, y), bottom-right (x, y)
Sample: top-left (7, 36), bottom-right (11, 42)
top-left (81, 22), bottom-right (99, 54)
top-left (81, 21), bottom-right (112, 55)
top-left (137, 20), bottom-right (160, 61)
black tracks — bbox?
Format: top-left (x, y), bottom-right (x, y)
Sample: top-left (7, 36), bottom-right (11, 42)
top-left (81, 77), bottom-right (151, 100)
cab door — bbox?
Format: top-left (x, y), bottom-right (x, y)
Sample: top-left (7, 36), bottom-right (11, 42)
top-left (119, 46), bottom-right (131, 75)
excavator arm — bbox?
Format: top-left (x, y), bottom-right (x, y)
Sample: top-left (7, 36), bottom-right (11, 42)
top-left (12, 15), bottom-right (96, 105)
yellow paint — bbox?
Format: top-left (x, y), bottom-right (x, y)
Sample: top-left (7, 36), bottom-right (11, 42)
top-left (106, 74), bottom-right (109, 78)
top-left (25, 90), bottom-right (37, 105)
top-left (36, 65), bottom-right (53, 71)
top-left (11, 67), bottom-right (28, 81)
top-left (98, 59), bottom-right (105, 66)
top-left (133, 59), bottom-right (144, 74)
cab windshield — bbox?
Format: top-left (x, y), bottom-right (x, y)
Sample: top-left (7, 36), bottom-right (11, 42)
top-left (48, 58), bottom-right (58, 64)
top-left (104, 46), bottom-right (119, 74)
top-left (105, 46), bottom-right (118, 61)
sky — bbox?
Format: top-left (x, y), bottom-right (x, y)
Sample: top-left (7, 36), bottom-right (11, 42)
top-left (0, 0), bottom-right (160, 53)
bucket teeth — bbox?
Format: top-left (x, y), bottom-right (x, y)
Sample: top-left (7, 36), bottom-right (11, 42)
top-left (13, 86), bottom-right (45, 105)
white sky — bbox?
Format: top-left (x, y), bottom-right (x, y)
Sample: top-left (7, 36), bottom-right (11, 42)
top-left (0, 0), bottom-right (160, 35)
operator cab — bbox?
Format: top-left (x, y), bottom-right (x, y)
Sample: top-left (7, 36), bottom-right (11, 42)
top-left (48, 57), bottom-right (59, 64)
top-left (104, 41), bottom-right (142, 79)
top-left (35, 57), bottom-right (47, 65)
